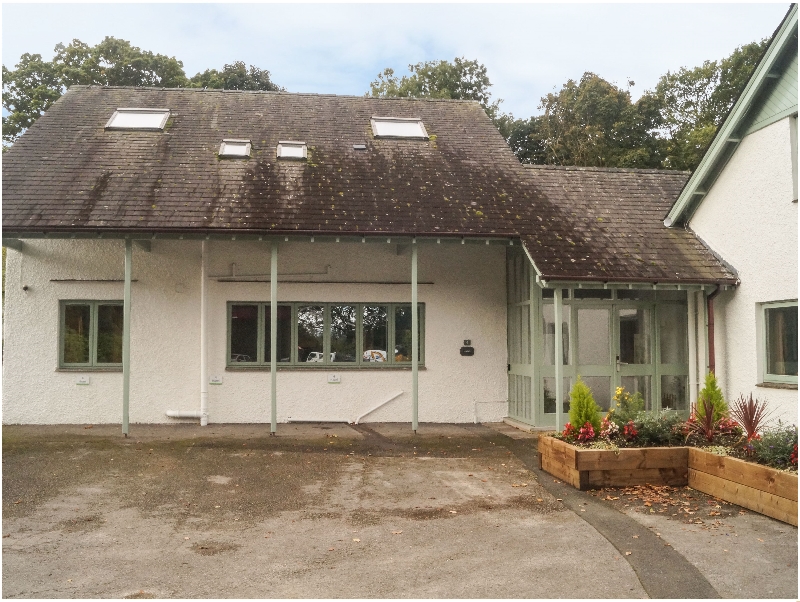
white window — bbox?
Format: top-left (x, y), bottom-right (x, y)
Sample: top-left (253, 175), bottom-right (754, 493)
top-left (760, 300), bottom-right (798, 385)
top-left (276, 141), bottom-right (307, 159)
top-left (219, 139), bottom-right (251, 158)
top-left (105, 108), bottom-right (170, 131)
top-left (371, 117), bottom-right (428, 139)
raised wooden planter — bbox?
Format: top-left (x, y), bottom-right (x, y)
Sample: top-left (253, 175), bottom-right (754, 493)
top-left (688, 448), bottom-right (798, 526)
top-left (537, 435), bottom-right (688, 491)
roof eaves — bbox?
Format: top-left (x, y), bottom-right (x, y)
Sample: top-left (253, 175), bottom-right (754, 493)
top-left (665, 3), bottom-right (798, 227)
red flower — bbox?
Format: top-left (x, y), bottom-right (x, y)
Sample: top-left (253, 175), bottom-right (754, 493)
top-left (562, 422), bottom-right (576, 440)
top-left (791, 444), bottom-right (797, 466)
top-left (577, 422), bottom-right (595, 443)
top-left (623, 420), bottom-right (638, 441)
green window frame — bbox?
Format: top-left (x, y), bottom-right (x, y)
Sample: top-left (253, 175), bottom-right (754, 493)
top-left (760, 300), bottom-right (798, 384)
top-left (59, 300), bottom-right (124, 369)
top-left (227, 302), bottom-right (425, 368)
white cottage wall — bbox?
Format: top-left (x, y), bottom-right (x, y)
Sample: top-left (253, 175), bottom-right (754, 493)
top-left (2, 239), bottom-right (508, 425)
top-left (689, 118), bottom-right (798, 423)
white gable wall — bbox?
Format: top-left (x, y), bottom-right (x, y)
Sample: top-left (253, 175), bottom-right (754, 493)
top-left (2, 239), bottom-right (508, 425)
top-left (689, 117), bottom-right (798, 422)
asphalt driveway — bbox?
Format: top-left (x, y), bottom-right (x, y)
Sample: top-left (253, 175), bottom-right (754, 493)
top-left (2, 422), bottom-right (797, 599)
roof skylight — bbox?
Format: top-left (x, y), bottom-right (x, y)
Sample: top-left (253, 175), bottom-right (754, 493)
top-left (371, 117), bottom-right (428, 139)
top-left (105, 108), bottom-right (170, 131)
top-left (219, 139), bottom-right (251, 158)
top-left (277, 141), bottom-right (307, 159)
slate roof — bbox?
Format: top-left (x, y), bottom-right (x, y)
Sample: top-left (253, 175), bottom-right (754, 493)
top-left (2, 86), bottom-right (737, 285)
top-left (522, 165), bottom-right (737, 284)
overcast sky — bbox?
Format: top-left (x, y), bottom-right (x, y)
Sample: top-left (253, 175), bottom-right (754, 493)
top-left (2, 3), bottom-right (791, 118)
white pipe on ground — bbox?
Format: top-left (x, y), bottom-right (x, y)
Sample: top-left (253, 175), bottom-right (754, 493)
top-left (166, 410), bottom-right (203, 419)
top-left (354, 391), bottom-right (404, 425)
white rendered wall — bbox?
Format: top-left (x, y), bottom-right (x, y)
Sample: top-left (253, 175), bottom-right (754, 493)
top-left (689, 118), bottom-right (798, 423)
top-left (2, 239), bottom-right (508, 425)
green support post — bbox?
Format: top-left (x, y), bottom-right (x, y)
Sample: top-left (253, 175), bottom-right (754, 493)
top-left (122, 239), bottom-right (132, 436)
top-left (554, 288), bottom-right (564, 432)
top-left (270, 242), bottom-right (278, 434)
top-left (412, 241), bottom-right (419, 432)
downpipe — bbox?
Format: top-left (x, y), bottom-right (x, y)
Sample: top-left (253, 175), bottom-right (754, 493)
top-left (706, 285), bottom-right (721, 375)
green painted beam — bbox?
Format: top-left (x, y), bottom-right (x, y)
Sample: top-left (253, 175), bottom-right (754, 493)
top-left (554, 288), bottom-right (564, 431)
top-left (122, 239), bottom-right (132, 436)
top-left (412, 241), bottom-right (419, 432)
top-left (270, 242), bottom-right (278, 434)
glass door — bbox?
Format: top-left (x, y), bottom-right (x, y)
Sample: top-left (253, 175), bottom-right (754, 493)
top-left (616, 306), bottom-right (655, 409)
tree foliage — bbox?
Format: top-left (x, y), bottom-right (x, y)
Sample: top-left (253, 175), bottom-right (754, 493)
top-left (695, 371), bottom-right (728, 422)
top-left (654, 40), bottom-right (768, 170)
top-left (568, 377), bottom-right (602, 432)
top-left (369, 57), bottom-right (502, 120)
top-left (3, 37), bottom-right (283, 146)
top-left (188, 61), bottom-right (283, 91)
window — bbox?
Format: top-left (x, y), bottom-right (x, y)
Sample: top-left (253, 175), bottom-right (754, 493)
top-left (761, 301), bottom-right (798, 384)
top-left (219, 139), bottom-right (251, 158)
top-left (59, 301), bottom-right (123, 368)
top-left (370, 117), bottom-right (428, 139)
top-left (227, 302), bottom-right (424, 367)
top-left (276, 141), bottom-right (307, 159)
top-left (105, 108), bottom-right (170, 131)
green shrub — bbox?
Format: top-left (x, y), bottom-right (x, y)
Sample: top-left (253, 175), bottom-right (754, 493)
top-left (751, 422), bottom-right (798, 470)
top-left (568, 377), bottom-right (602, 433)
top-left (696, 372), bottom-right (727, 421)
top-left (608, 386), bottom-right (645, 427)
top-left (632, 410), bottom-right (684, 447)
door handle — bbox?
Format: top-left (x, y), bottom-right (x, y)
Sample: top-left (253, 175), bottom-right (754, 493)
top-left (616, 356), bottom-right (628, 372)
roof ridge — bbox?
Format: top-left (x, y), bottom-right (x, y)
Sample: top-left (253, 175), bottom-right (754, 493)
top-left (66, 85), bottom-right (483, 104)
top-left (524, 164), bottom-right (691, 175)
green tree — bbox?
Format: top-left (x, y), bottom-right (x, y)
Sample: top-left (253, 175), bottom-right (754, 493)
top-left (3, 37), bottom-right (188, 145)
top-left (368, 57), bottom-right (502, 120)
top-left (188, 61), bottom-right (283, 91)
top-left (568, 377), bottom-right (602, 432)
top-left (534, 72), bottom-right (664, 168)
top-left (654, 40), bottom-right (767, 170)
top-left (695, 371), bottom-right (727, 422)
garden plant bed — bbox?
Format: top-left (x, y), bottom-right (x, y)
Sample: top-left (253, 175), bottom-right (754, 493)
top-left (688, 448), bottom-right (798, 526)
top-left (538, 435), bottom-right (798, 525)
top-left (537, 435), bottom-right (689, 490)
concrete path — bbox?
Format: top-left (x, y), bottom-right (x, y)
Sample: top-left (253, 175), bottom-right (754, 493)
top-left (2, 423), bottom-right (797, 599)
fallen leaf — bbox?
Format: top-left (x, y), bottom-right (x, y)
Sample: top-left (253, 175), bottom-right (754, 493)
top-left (481, 479), bottom-right (488, 483)
top-left (328, 547), bottom-right (335, 551)
top-left (757, 538), bottom-right (764, 542)
top-left (184, 537), bottom-right (190, 540)
top-left (84, 425), bottom-right (93, 429)
top-left (449, 510), bottom-right (457, 514)
top-left (536, 499), bottom-right (543, 502)
top-left (556, 498), bottom-right (563, 502)
top-left (67, 579), bottom-right (72, 583)
top-left (632, 535), bottom-right (639, 539)
top-left (13, 500), bottom-right (21, 504)
top-left (391, 530), bottom-right (402, 535)
top-left (352, 538), bottom-right (360, 542)
top-left (625, 552), bottom-right (632, 556)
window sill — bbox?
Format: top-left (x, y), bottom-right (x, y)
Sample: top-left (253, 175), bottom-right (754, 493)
top-left (57, 367), bottom-right (123, 372)
top-left (226, 365), bottom-right (426, 372)
top-left (756, 381), bottom-right (798, 390)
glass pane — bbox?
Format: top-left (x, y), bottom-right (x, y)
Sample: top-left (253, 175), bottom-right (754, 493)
top-left (659, 304), bottom-right (687, 364)
top-left (577, 308), bottom-right (609, 365)
top-left (96, 304), bottom-right (123, 364)
top-left (543, 377), bottom-right (571, 414)
top-left (574, 289), bottom-right (612, 300)
top-left (330, 305), bottom-right (357, 363)
top-left (766, 306), bottom-right (798, 376)
top-left (230, 305), bottom-right (258, 363)
top-left (621, 375), bottom-right (652, 411)
top-left (618, 290), bottom-right (655, 302)
top-left (394, 305), bottom-right (421, 363)
top-left (542, 304), bottom-right (570, 366)
top-left (298, 305), bottom-right (325, 362)
top-left (108, 110), bottom-right (168, 129)
top-left (63, 304), bottom-right (91, 364)
top-left (661, 376), bottom-right (688, 411)
top-left (619, 308), bottom-right (651, 364)
top-left (264, 305), bottom-right (293, 363)
top-left (582, 376), bottom-right (612, 412)
top-left (372, 119), bottom-right (426, 137)
top-left (541, 289), bottom-right (569, 299)
top-left (360, 305), bottom-right (388, 362)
